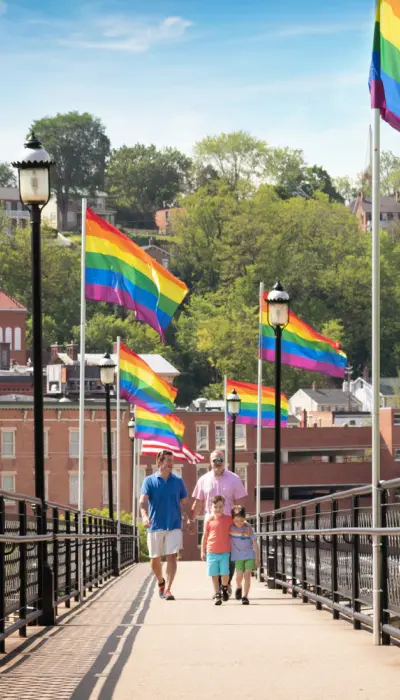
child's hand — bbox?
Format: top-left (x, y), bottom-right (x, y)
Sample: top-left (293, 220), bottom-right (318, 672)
top-left (201, 552), bottom-right (206, 561)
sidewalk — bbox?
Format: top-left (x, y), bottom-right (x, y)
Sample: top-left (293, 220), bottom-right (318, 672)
top-left (1, 562), bottom-right (399, 699)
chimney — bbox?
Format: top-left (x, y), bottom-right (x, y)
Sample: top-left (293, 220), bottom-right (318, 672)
top-left (312, 381), bottom-right (316, 391)
top-left (301, 409), bottom-right (307, 428)
top-left (112, 342), bottom-right (118, 355)
top-left (363, 365), bottom-right (369, 381)
top-left (50, 343), bottom-right (62, 362)
top-left (66, 342), bottom-right (78, 362)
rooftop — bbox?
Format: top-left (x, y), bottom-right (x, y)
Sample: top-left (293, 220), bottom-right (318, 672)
top-left (0, 289), bottom-right (26, 311)
top-left (301, 388), bottom-right (363, 408)
top-left (53, 352), bottom-right (180, 377)
top-left (349, 194), bottom-right (400, 214)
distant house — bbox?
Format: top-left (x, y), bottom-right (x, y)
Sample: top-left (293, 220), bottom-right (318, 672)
top-left (349, 193), bottom-right (400, 231)
top-left (142, 238), bottom-right (171, 270)
top-left (348, 376), bottom-right (400, 411)
top-left (0, 289), bottom-right (27, 366)
top-left (289, 386), bottom-right (362, 419)
top-left (154, 207), bottom-right (180, 235)
top-left (43, 191), bottom-right (116, 232)
top-left (0, 187), bottom-right (30, 231)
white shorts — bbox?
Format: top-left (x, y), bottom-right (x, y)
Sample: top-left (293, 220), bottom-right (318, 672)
top-left (147, 529), bottom-right (182, 559)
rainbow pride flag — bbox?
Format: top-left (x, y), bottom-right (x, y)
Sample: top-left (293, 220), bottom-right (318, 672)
top-left (85, 209), bottom-right (189, 340)
top-left (226, 379), bottom-right (288, 427)
top-left (135, 407), bottom-right (185, 449)
top-left (369, 0), bottom-right (400, 131)
top-left (119, 343), bottom-right (177, 415)
top-left (260, 295), bottom-right (347, 378)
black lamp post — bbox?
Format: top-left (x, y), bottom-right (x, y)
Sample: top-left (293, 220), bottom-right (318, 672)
top-left (12, 135), bottom-right (55, 624)
top-left (99, 352), bottom-right (119, 576)
top-left (266, 281), bottom-right (290, 511)
top-left (128, 414), bottom-right (138, 562)
top-left (227, 388), bottom-right (241, 474)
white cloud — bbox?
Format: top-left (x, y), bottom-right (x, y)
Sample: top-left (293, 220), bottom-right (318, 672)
top-left (275, 21), bottom-right (369, 38)
top-left (60, 15), bottom-right (193, 52)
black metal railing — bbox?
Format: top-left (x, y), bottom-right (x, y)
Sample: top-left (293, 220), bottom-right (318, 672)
top-left (0, 490), bottom-right (137, 653)
top-left (253, 477), bottom-right (400, 646)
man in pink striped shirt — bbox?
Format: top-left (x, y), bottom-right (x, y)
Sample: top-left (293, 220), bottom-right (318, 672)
top-left (191, 449), bottom-right (247, 594)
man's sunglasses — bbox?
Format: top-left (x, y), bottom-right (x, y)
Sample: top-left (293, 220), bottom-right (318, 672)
top-left (212, 458), bottom-right (224, 464)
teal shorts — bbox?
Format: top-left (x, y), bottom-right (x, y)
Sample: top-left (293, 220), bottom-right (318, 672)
top-left (235, 559), bottom-right (255, 572)
top-left (207, 552), bottom-right (230, 577)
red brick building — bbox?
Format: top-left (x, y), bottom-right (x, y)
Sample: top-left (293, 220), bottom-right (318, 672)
top-left (1, 398), bottom-right (400, 560)
top-left (0, 290), bottom-right (27, 366)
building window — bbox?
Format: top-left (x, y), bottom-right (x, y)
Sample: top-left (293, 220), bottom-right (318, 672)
top-left (196, 465), bottom-right (208, 480)
top-left (235, 424), bottom-right (246, 450)
top-left (215, 424), bottom-right (225, 449)
top-left (162, 258), bottom-right (169, 269)
top-left (394, 414), bottom-right (400, 426)
top-left (69, 473), bottom-right (79, 505)
top-left (102, 429), bottom-right (116, 458)
top-left (395, 449), bottom-right (400, 462)
top-left (196, 424), bottom-right (209, 451)
top-left (1, 429), bottom-right (15, 458)
top-left (5, 327), bottom-right (12, 350)
top-left (236, 464), bottom-right (247, 490)
top-left (1, 473), bottom-right (16, 492)
top-left (102, 472), bottom-right (117, 505)
top-left (173, 465), bottom-right (183, 478)
top-left (14, 327), bottom-right (21, 351)
top-left (197, 518), bottom-right (204, 547)
top-left (69, 429), bottom-right (79, 458)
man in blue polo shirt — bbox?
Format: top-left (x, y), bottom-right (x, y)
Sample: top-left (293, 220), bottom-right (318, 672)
top-left (140, 450), bottom-right (192, 600)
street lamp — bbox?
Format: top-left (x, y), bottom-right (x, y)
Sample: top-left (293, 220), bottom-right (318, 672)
top-left (99, 352), bottom-right (119, 576)
top-left (267, 281), bottom-right (290, 511)
top-left (128, 414), bottom-right (139, 562)
top-left (227, 388), bottom-right (241, 474)
top-left (12, 134), bottom-right (55, 624)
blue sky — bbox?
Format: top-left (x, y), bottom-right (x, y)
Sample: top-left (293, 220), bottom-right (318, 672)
top-left (0, 0), bottom-right (398, 177)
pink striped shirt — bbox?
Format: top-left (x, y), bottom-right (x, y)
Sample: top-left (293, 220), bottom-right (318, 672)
top-left (192, 469), bottom-right (247, 517)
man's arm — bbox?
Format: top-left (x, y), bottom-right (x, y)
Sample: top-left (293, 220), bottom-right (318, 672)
top-left (139, 494), bottom-right (151, 528)
top-left (191, 498), bottom-right (204, 520)
top-left (253, 539), bottom-right (260, 568)
top-left (180, 497), bottom-right (194, 533)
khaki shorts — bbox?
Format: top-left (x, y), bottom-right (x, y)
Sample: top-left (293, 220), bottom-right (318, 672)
top-left (147, 529), bottom-right (182, 558)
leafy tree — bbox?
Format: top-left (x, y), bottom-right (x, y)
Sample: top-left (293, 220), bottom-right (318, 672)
top-left (31, 112), bottom-right (110, 230)
top-left (264, 147), bottom-right (305, 197)
top-left (380, 151), bottom-right (400, 196)
top-left (72, 310), bottom-right (164, 354)
top-left (333, 176), bottom-right (358, 203)
top-left (194, 131), bottom-right (269, 189)
top-left (107, 144), bottom-right (191, 216)
top-left (0, 162), bottom-right (16, 187)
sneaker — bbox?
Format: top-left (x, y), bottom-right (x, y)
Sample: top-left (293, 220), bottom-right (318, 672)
top-left (242, 596), bottom-right (250, 605)
top-left (214, 592), bottom-right (222, 606)
top-left (158, 578), bottom-right (166, 598)
top-left (222, 586), bottom-right (230, 602)
top-left (235, 588), bottom-right (242, 601)
top-left (164, 590), bottom-right (175, 600)
top-left (227, 584), bottom-right (233, 598)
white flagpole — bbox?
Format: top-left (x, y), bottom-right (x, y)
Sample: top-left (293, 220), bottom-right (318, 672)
top-left (136, 438), bottom-right (142, 561)
top-left (131, 407), bottom-right (137, 559)
top-left (371, 107), bottom-right (381, 646)
top-left (116, 336), bottom-right (121, 571)
top-left (78, 198), bottom-right (87, 601)
top-left (256, 282), bottom-right (264, 580)
top-left (224, 375), bottom-right (228, 468)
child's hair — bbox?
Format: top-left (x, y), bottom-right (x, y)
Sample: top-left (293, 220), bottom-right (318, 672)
top-left (232, 505), bottom-right (246, 519)
top-left (212, 495), bottom-right (225, 506)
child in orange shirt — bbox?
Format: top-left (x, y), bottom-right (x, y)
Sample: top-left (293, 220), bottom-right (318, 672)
top-left (201, 495), bottom-right (232, 605)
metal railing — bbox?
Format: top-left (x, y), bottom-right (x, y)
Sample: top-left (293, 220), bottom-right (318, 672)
top-left (252, 477), bottom-right (400, 646)
top-left (0, 490), bottom-right (137, 653)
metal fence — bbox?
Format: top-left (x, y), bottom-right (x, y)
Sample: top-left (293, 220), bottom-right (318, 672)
top-left (254, 477), bottom-right (400, 646)
top-left (0, 489), bottom-right (137, 653)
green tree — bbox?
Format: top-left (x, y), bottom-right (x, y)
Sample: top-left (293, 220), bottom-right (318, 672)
top-left (333, 176), bottom-right (358, 203)
top-left (194, 131), bottom-right (269, 189)
top-left (107, 144), bottom-right (192, 217)
top-left (31, 112), bottom-right (110, 230)
top-left (72, 310), bottom-right (164, 354)
top-left (0, 162), bottom-right (16, 187)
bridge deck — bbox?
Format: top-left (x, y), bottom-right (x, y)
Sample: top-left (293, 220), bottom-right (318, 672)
top-left (1, 562), bottom-right (399, 699)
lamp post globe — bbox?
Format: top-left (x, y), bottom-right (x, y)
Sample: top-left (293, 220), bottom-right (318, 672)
top-left (128, 417), bottom-right (136, 441)
top-left (99, 353), bottom-right (116, 386)
top-left (99, 352), bottom-right (118, 575)
top-left (12, 133), bottom-right (54, 206)
top-left (267, 281), bottom-right (290, 329)
top-left (226, 388), bottom-right (241, 474)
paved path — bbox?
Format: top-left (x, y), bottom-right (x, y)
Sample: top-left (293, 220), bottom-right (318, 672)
top-left (1, 562), bottom-right (400, 699)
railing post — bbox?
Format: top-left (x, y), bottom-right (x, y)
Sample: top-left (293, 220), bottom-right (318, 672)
top-left (331, 499), bottom-right (339, 620)
top-left (0, 496), bottom-right (5, 653)
top-left (95, 518), bottom-right (99, 587)
top-left (315, 503), bottom-right (321, 611)
top-left (89, 516), bottom-right (93, 592)
top-left (291, 508), bottom-right (297, 598)
top-left (37, 502), bottom-right (55, 626)
top-left (18, 501), bottom-right (27, 637)
top-left (381, 488), bottom-right (390, 646)
top-left (65, 511), bottom-right (71, 608)
top-left (74, 512), bottom-right (80, 601)
top-left (301, 506), bottom-right (308, 603)
top-left (281, 510), bottom-right (287, 594)
top-left (267, 513), bottom-right (276, 589)
top-left (53, 508), bottom-right (59, 609)
top-left (352, 496), bottom-right (361, 630)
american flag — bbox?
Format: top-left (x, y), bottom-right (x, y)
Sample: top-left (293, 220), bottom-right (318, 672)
top-left (140, 440), bottom-right (205, 465)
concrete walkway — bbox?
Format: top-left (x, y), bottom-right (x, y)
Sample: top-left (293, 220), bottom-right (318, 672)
top-left (1, 562), bottom-right (400, 699)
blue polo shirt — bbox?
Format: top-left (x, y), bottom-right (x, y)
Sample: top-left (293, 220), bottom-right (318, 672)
top-left (141, 472), bottom-right (188, 532)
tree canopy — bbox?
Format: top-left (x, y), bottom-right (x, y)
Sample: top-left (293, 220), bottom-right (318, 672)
top-left (0, 162), bottom-right (16, 187)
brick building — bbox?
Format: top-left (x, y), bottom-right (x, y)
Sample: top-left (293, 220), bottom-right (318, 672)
top-left (1, 398), bottom-right (400, 560)
top-left (0, 289), bottom-right (27, 366)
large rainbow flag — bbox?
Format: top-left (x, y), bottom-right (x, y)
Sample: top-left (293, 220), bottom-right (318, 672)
top-left (369, 0), bottom-right (400, 131)
top-left (260, 295), bottom-right (347, 378)
top-left (135, 407), bottom-right (185, 449)
top-left (85, 209), bottom-right (188, 340)
top-left (226, 379), bottom-right (288, 427)
top-left (119, 343), bottom-right (177, 415)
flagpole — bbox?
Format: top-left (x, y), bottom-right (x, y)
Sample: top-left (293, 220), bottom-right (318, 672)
top-left (131, 406), bottom-right (137, 561)
top-left (224, 375), bottom-right (228, 468)
top-left (136, 438), bottom-right (142, 561)
top-left (78, 197), bottom-right (87, 602)
top-left (256, 282), bottom-right (264, 580)
top-left (371, 107), bottom-right (381, 647)
top-left (116, 336), bottom-right (121, 572)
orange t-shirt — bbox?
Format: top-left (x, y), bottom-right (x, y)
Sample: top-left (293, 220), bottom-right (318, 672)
top-left (204, 515), bottom-right (232, 553)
